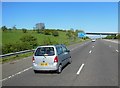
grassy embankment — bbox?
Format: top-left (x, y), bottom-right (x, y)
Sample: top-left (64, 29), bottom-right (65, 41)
top-left (1, 30), bottom-right (88, 63)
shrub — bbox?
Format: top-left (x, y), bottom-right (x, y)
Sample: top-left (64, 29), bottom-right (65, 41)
top-left (44, 30), bottom-right (51, 35)
top-left (20, 34), bottom-right (38, 48)
top-left (14, 42), bottom-right (31, 51)
top-left (43, 37), bottom-right (52, 45)
top-left (2, 35), bottom-right (38, 54)
top-left (51, 40), bottom-right (59, 45)
top-left (22, 28), bottom-right (27, 33)
top-left (52, 31), bottom-right (59, 37)
top-left (2, 43), bottom-right (13, 54)
top-left (2, 42), bottom-right (32, 54)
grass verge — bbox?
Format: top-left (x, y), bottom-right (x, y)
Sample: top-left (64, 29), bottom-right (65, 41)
top-left (1, 39), bottom-right (90, 64)
top-left (1, 52), bottom-right (33, 64)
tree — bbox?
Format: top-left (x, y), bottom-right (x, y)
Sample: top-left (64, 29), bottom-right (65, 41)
top-left (8, 28), bottom-right (12, 31)
top-left (116, 34), bottom-right (120, 39)
top-left (70, 28), bottom-right (74, 32)
top-left (66, 30), bottom-right (76, 39)
top-left (1, 26), bottom-right (8, 32)
top-left (66, 31), bottom-right (72, 39)
top-left (36, 23), bottom-right (45, 34)
top-left (22, 28), bottom-right (27, 33)
top-left (105, 35), bottom-right (116, 39)
top-left (12, 25), bottom-right (17, 30)
top-left (36, 23), bottom-right (45, 30)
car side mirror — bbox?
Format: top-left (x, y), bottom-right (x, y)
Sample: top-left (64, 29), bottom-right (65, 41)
top-left (66, 50), bottom-right (70, 52)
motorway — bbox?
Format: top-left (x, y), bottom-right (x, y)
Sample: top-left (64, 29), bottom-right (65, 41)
top-left (2, 39), bottom-right (119, 87)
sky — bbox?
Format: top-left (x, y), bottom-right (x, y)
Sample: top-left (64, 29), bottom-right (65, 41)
top-left (2, 2), bottom-right (118, 33)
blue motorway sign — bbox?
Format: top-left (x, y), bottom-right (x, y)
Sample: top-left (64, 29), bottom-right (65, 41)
top-left (78, 32), bottom-right (86, 38)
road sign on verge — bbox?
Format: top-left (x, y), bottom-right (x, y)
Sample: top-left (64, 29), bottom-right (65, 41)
top-left (78, 32), bottom-right (86, 38)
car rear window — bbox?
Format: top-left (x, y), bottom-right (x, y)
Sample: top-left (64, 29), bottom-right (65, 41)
top-left (35, 47), bottom-right (55, 56)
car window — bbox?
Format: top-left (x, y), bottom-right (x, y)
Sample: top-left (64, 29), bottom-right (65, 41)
top-left (56, 46), bottom-right (63, 55)
top-left (62, 46), bottom-right (67, 52)
top-left (35, 47), bottom-right (55, 56)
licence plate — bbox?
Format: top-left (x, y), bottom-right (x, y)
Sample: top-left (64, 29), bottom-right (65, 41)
top-left (40, 63), bottom-right (48, 66)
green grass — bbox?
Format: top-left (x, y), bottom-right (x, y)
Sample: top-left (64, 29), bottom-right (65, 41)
top-left (2, 30), bottom-right (82, 46)
top-left (1, 40), bottom-right (88, 64)
top-left (2, 30), bottom-right (24, 44)
top-left (1, 29), bottom-right (89, 63)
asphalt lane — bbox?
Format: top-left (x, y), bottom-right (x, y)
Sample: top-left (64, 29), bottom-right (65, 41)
top-left (102, 39), bottom-right (118, 52)
top-left (2, 56), bottom-right (33, 79)
top-left (73, 40), bottom-right (118, 86)
top-left (2, 41), bottom-right (90, 79)
top-left (2, 40), bottom-right (118, 86)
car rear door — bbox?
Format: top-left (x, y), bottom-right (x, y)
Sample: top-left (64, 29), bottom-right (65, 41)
top-left (56, 46), bottom-right (66, 66)
top-left (34, 47), bottom-right (56, 67)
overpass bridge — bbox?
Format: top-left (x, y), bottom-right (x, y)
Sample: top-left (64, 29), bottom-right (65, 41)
top-left (85, 32), bottom-right (118, 35)
top-left (78, 32), bottom-right (119, 38)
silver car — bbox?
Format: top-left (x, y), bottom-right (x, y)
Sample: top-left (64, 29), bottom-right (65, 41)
top-left (32, 44), bottom-right (72, 74)
top-left (92, 39), bottom-right (96, 42)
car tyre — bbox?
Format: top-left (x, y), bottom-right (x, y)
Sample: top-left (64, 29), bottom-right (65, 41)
top-left (68, 57), bottom-right (72, 64)
top-left (34, 70), bottom-right (38, 73)
top-left (57, 64), bottom-right (62, 74)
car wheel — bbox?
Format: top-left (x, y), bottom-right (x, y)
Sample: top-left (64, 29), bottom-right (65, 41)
top-left (57, 64), bottom-right (62, 74)
top-left (34, 70), bottom-right (38, 73)
top-left (68, 57), bottom-right (72, 64)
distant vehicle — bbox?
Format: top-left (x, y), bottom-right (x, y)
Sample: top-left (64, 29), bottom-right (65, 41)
top-left (92, 39), bottom-right (96, 42)
top-left (32, 44), bottom-right (72, 74)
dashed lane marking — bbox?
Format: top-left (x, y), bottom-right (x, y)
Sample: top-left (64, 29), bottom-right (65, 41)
top-left (89, 50), bottom-right (92, 54)
top-left (76, 63), bottom-right (85, 75)
top-left (116, 50), bottom-right (119, 53)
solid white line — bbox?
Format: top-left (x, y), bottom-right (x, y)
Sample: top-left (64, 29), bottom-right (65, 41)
top-left (1, 66), bottom-right (32, 81)
top-left (89, 50), bottom-right (92, 54)
top-left (76, 63), bottom-right (84, 75)
top-left (116, 50), bottom-right (119, 52)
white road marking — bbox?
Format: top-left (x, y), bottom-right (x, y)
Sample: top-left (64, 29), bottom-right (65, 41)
top-left (92, 46), bottom-right (94, 48)
top-left (89, 50), bottom-right (92, 54)
top-left (1, 66), bottom-right (32, 81)
top-left (116, 50), bottom-right (119, 52)
top-left (77, 63), bottom-right (84, 75)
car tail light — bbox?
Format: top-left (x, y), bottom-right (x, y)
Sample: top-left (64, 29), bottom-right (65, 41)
top-left (32, 57), bottom-right (35, 63)
top-left (54, 56), bottom-right (58, 63)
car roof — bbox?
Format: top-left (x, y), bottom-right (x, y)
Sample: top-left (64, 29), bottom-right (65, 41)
top-left (36, 44), bottom-right (66, 48)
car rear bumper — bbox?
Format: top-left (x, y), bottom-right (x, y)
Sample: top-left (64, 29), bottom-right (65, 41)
top-left (32, 63), bottom-right (58, 71)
